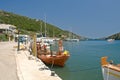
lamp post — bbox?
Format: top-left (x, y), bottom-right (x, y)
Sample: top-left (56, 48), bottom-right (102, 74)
top-left (17, 29), bottom-right (20, 51)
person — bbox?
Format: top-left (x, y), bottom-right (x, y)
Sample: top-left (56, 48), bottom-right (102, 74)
top-left (58, 39), bottom-right (64, 55)
top-left (29, 40), bottom-right (33, 55)
top-left (49, 44), bottom-right (53, 56)
top-left (110, 60), bottom-right (113, 64)
top-left (36, 42), bottom-right (41, 55)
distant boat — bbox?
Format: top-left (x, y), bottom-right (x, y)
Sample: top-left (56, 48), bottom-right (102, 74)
top-left (65, 38), bottom-right (79, 42)
top-left (101, 56), bottom-right (120, 80)
top-left (107, 39), bottom-right (115, 42)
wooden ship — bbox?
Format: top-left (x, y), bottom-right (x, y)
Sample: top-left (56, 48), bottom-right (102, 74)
top-left (36, 39), bottom-right (70, 67)
top-left (101, 56), bottom-right (120, 80)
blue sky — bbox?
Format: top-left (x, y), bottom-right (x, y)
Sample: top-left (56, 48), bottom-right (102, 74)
top-left (0, 0), bottom-right (120, 38)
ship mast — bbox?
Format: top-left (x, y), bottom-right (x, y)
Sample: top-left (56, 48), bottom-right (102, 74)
top-left (44, 14), bottom-right (47, 37)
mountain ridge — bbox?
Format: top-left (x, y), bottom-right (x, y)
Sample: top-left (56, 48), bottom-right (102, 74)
top-left (0, 10), bottom-right (87, 40)
top-left (106, 32), bottom-right (120, 40)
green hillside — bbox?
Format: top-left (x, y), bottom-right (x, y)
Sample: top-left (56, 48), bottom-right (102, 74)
top-left (106, 32), bottom-right (120, 40)
top-left (0, 10), bottom-right (83, 39)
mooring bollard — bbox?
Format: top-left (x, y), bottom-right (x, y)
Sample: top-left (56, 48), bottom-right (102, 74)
top-left (51, 71), bottom-right (55, 76)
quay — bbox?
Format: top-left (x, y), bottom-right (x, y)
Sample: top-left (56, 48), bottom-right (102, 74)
top-left (0, 41), bottom-right (62, 80)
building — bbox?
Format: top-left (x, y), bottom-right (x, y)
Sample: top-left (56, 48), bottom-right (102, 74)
top-left (0, 24), bottom-right (17, 41)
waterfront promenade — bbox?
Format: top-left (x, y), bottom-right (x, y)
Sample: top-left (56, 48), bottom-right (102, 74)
top-left (0, 42), bottom-right (18, 80)
top-left (0, 41), bottom-right (61, 80)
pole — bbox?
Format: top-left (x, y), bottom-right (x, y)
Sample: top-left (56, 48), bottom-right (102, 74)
top-left (32, 34), bottom-right (37, 57)
top-left (44, 14), bottom-right (46, 37)
top-left (17, 29), bottom-right (20, 51)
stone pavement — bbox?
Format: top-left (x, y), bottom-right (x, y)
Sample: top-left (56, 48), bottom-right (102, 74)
top-left (0, 41), bottom-right (62, 80)
top-left (15, 42), bottom-right (62, 80)
top-left (0, 42), bottom-right (18, 80)
top-left (16, 50), bottom-right (62, 80)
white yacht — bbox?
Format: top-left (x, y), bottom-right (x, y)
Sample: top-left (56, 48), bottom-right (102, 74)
top-left (65, 38), bottom-right (79, 42)
top-left (107, 39), bottom-right (115, 42)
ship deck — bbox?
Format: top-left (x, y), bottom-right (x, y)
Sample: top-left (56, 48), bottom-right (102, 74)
top-left (103, 64), bottom-right (120, 72)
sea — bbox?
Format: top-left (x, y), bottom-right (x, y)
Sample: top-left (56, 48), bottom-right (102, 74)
top-left (51, 40), bottom-right (120, 80)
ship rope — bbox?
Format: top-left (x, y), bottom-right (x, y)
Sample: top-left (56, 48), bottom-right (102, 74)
top-left (51, 58), bottom-right (54, 69)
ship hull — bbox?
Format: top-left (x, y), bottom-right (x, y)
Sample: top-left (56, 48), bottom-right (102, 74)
top-left (37, 54), bottom-right (70, 67)
top-left (102, 66), bottom-right (120, 80)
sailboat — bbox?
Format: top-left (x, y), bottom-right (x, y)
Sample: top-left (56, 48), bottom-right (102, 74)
top-left (36, 16), bottom-right (55, 44)
top-left (101, 56), bottom-right (120, 80)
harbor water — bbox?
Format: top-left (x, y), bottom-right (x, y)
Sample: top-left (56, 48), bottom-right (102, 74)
top-left (51, 40), bottom-right (120, 80)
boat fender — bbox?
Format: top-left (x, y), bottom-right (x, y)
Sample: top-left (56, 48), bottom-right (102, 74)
top-left (63, 50), bottom-right (69, 55)
top-left (51, 71), bottom-right (55, 76)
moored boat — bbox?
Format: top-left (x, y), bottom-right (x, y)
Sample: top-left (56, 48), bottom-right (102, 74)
top-left (65, 38), bottom-right (79, 42)
top-left (37, 51), bottom-right (70, 67)
top-left (107, 39), bottom-right (115, 42)
top-left (101, 56), bottom-right (120, 80)
top-left (37, 39), bottom-right (70, 67)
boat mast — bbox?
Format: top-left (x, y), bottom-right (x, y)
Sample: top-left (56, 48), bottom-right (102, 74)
top-left (44, 14), bottom-right (47, 37)
top-left (53, 28), bottom-right (54, 38)
top-left (40, 21), bottom-right (42, 36)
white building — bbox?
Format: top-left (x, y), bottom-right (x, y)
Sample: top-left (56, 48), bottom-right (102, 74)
top-left (0, 24), bottom-right (17, 41)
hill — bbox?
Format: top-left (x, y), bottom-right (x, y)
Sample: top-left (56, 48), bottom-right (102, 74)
top-left (0, 10), bottom-right (86, 40)
top-left (106, 32), bottom-right (120, 40)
